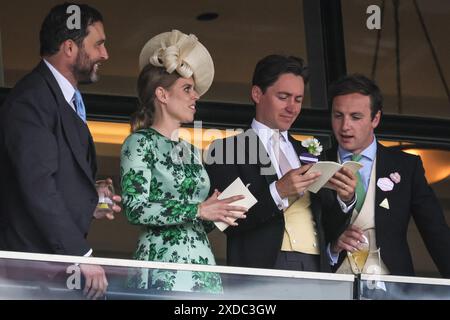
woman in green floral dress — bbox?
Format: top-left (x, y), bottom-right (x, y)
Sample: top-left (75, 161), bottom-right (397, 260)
top-left (120, 30), bottom-right (247, 293)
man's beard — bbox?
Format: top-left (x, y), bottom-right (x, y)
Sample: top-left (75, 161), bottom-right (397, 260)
top-left (73, 49), bottom-right (99, 85)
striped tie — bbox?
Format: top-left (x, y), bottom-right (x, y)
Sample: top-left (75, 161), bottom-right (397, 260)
top-left (352, 154), bottom-right (366, 212)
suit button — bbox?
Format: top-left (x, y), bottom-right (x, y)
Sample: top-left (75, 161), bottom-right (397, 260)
top-left (91, 198), bottom-right (97, 204)
top-left (292, 239), bottom-right (296, 244)
top-left (313, 243), bottom-right (317, 248)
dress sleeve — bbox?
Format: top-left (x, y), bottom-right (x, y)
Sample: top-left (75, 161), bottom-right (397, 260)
top-left (120, 133), bottom-right (200, 227)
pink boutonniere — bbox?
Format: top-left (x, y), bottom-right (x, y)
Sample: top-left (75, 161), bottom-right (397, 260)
top-left (389, 172), bottom-right (401, 184)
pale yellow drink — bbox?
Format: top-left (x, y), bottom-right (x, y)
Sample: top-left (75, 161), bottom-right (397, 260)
top-left (350, 249), bottom-right (369, 272)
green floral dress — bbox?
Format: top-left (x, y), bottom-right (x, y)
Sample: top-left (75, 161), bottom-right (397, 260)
top-left (120, 128), bottom-right (222, 293)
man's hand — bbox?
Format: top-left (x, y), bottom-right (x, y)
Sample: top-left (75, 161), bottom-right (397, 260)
top-left (79, 264), bottom-right (108, 300)
top-left (94, 178), bottom-right (122, 220)
top-left (93, 197), bottom-right (121, 220)
top-left (328, 167), bottom-right (357, 203)
top-left (275, 164), bottom-right (321, 199)
top-left (331, 224), bottom-right (366, 254)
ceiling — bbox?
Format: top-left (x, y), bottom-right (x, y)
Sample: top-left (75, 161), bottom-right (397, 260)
top-left (0, 0), bottom-right (306, 103)
top-left (342, 0), bottom-right (450, 118)
top-left (0, 0), bottom-right (449, 117)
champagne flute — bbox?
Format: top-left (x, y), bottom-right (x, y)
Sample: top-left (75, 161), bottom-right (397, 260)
top-left (349, 233), bottom-right (370, 274)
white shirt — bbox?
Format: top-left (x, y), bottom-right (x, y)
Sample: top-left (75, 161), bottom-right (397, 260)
top-left (43, 59), bottom-right (77, 112)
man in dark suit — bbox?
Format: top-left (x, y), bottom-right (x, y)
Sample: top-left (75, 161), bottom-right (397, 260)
top-left (328, 74), bottom-right (450, 278)
top-left (0, 3), bottom-right (120, 298)
top-left (206, 55), bottom-right (357, 272)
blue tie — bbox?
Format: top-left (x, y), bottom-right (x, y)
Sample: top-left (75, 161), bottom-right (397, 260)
top-left (73, 90), bottom-right (87, 123)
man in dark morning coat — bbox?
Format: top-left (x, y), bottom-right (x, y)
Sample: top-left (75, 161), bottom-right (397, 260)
top-left (328, 74), bottom-right (450, 279)
top-left (206, 55), bottom-right (358, 272)
top-left (0, 3), bottom-right (120, 299)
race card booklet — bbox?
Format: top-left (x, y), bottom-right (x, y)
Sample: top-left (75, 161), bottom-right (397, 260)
top-left (306, 161), bottom-right (363, 193)
top-left (214, 177), bottom-right (258, 231)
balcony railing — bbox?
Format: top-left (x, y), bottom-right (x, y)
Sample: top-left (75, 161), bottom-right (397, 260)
top-left (1, 250), bottom-right (449, 300)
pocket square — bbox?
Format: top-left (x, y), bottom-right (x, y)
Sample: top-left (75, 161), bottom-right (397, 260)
top-left (379, 198), bottom-right (390, 209)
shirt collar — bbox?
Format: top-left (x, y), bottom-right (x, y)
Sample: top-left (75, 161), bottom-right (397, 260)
top-left (251, 118), bottom-right (289, 144)
top-left (338, 136), bottom-right (377, 162)
top-left (43, 59), bottom-right (76, 106)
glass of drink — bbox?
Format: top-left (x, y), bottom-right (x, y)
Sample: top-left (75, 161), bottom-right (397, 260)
top-left (95, 180), bottom-right (115, 216)
top-left (349, 233), bottom-right (370, 274)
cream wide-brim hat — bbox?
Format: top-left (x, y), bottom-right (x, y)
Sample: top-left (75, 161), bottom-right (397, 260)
top-left (139, 29), bottom-right (214, 96)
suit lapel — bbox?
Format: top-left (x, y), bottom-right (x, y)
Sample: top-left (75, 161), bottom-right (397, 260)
top-left (288, 134), bottom-right (308, 156)
top-left (37, 61), bottom-right (95, 185)
top-left (324, 145), bottom-right (338, 162)
top-left (244, 128), bottom-right (278, 186)
top-left (288, 135), bottom-right (323, 217)
top-left (374, 143), bottom-right (390, 235)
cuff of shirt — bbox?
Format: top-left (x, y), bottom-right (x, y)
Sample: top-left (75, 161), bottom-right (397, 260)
top-left (73, 249), bottom-right (92, 266)
top-left (327, 243), bottom-right (340, 266)
top-left (337, 194), bottom-right (357, 213)
top-left (269, 181), bottom-right (288, 210)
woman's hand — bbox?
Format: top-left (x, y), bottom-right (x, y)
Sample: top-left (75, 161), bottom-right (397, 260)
top-left (198, 190), bottom-right (248, 226)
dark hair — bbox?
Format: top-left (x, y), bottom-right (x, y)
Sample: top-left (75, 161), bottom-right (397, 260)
top-left (40, 2), bottom-right (103, 56)
top-left (329, 74), bottom-right (383, 119)
top-left (252, 54), bottom-right (309, 93)
top-left (131, 64), bottom-right (181, 132)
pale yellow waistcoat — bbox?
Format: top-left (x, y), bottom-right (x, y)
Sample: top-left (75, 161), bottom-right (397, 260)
top-left (281, 191), bottom-right (320, 255)
top-left (336, 158), bottom-right (390, 275)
